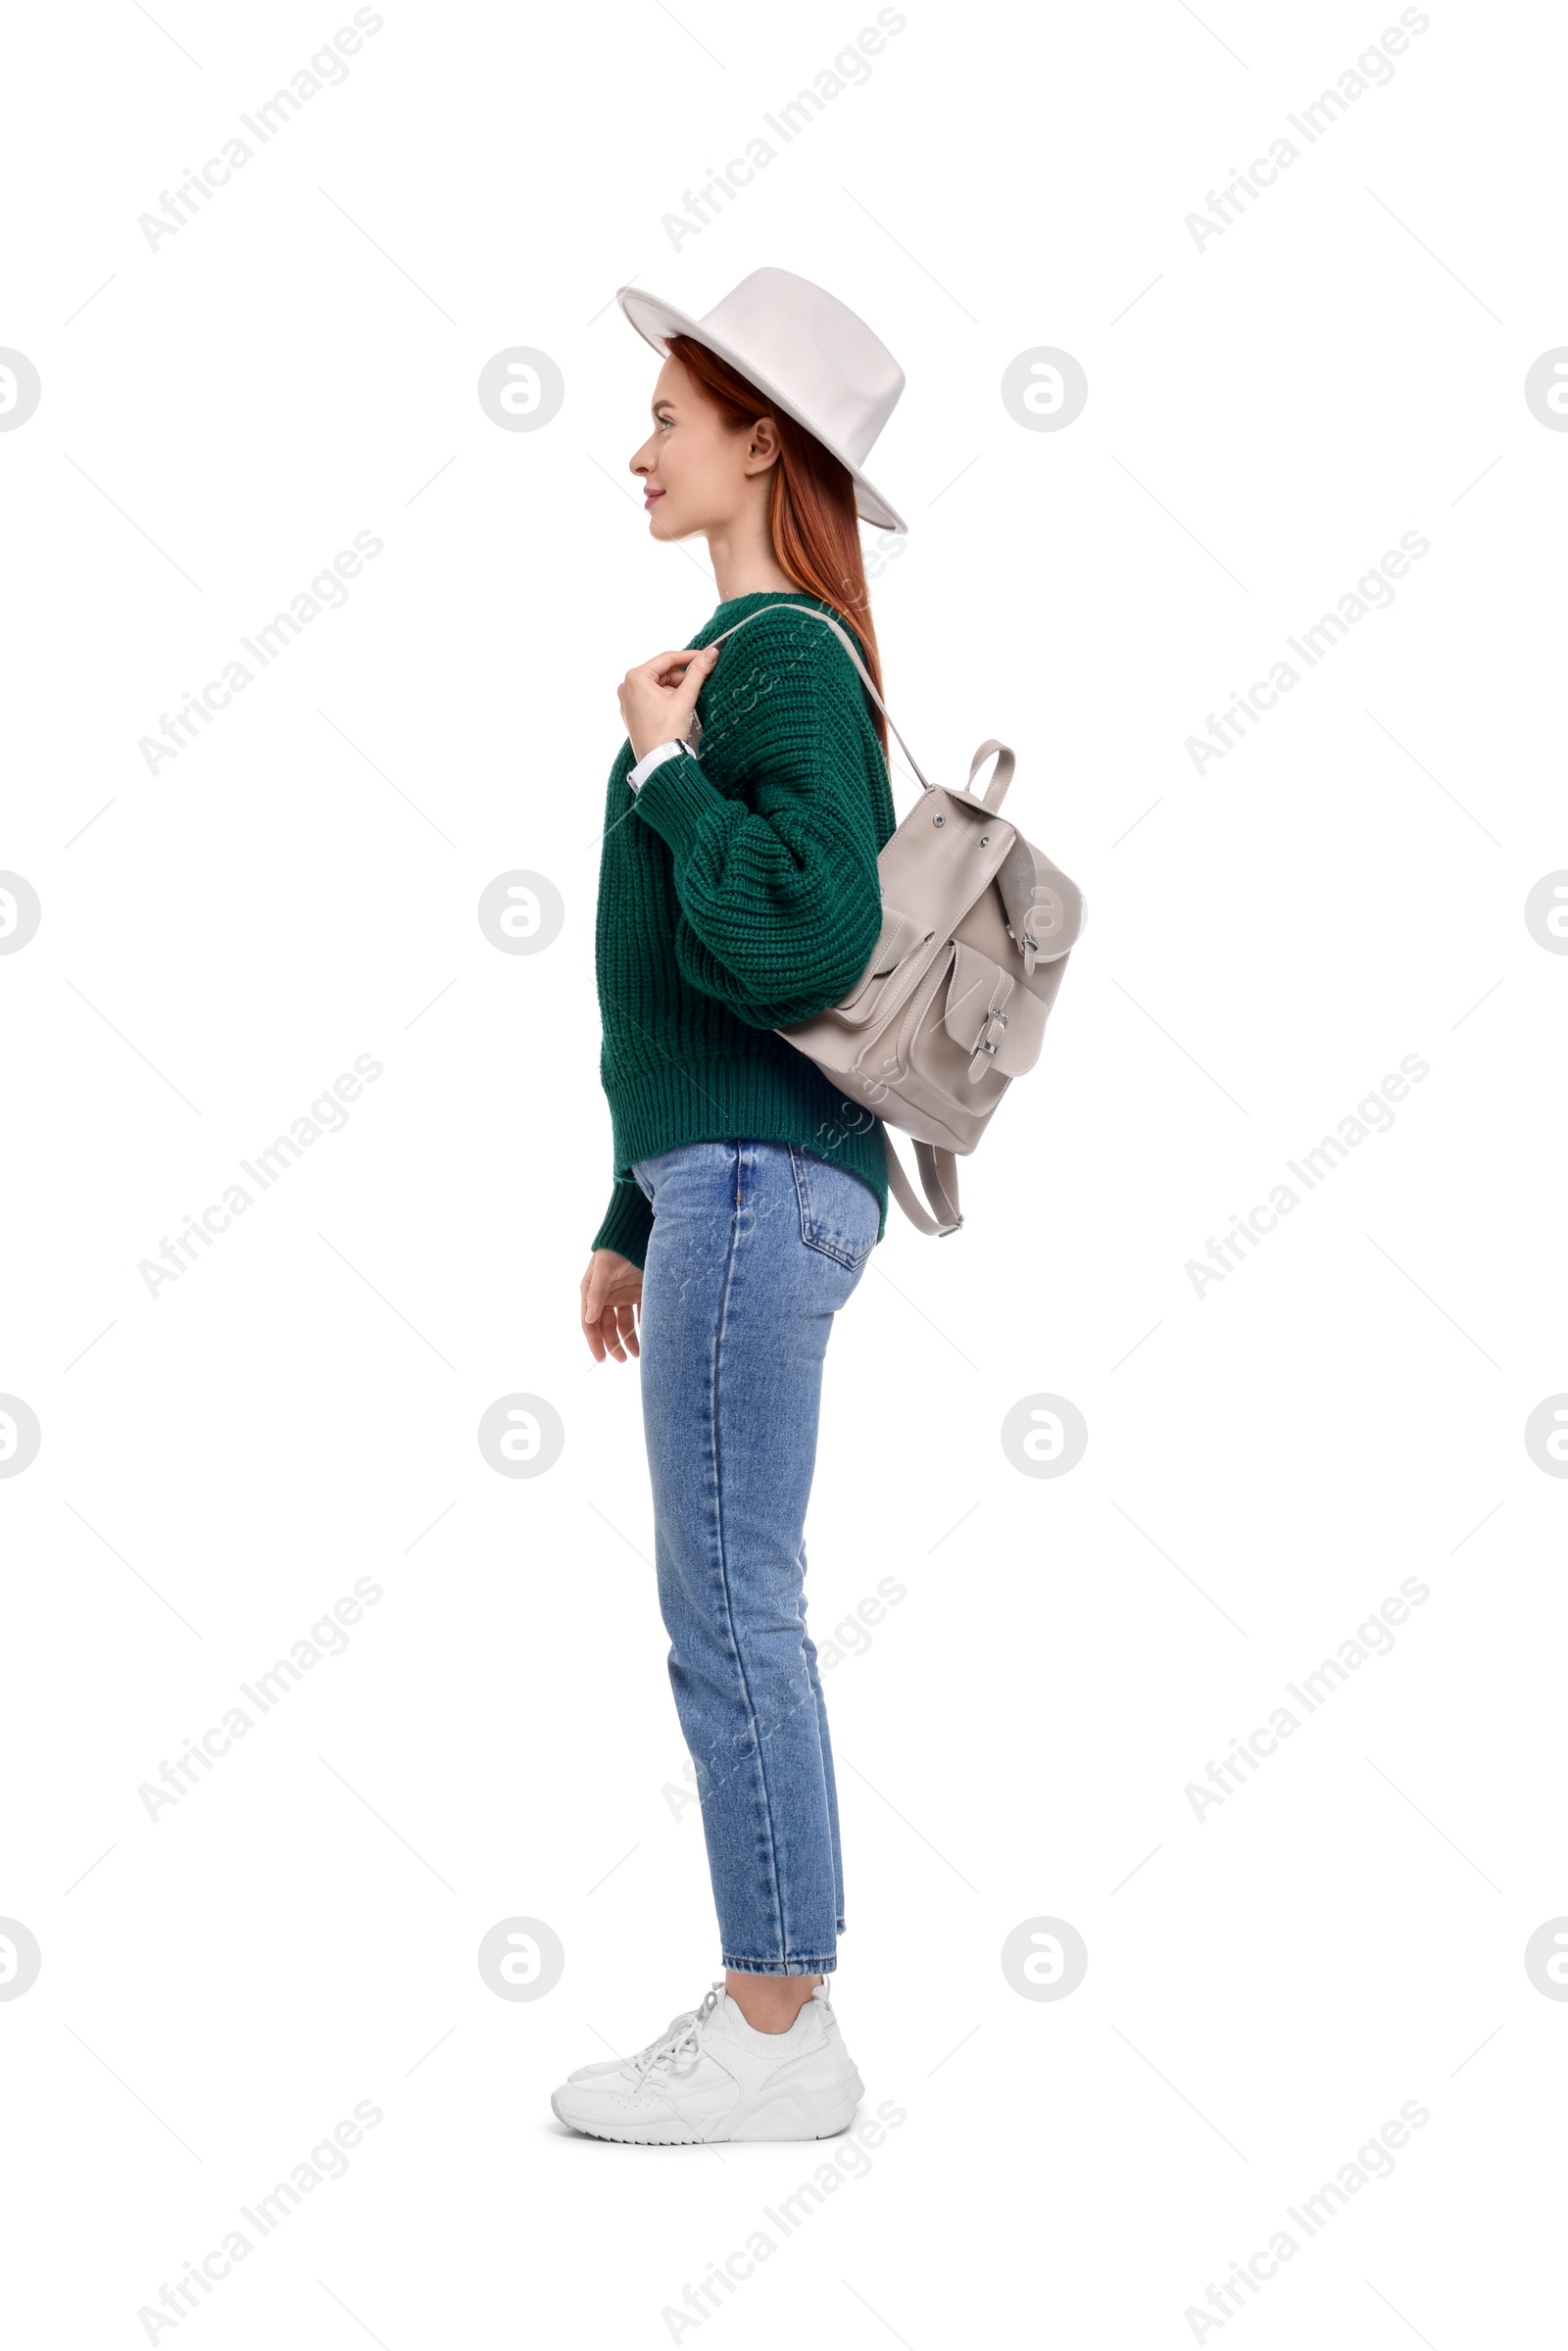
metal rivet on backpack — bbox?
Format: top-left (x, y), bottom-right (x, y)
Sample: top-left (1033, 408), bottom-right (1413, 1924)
top-left (933, 813), bottom-right (945, 826)
top-left (980, 834), bottom-right (990, 846)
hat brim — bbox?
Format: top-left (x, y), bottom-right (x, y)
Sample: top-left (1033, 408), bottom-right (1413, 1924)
top-left (616, 283), bottom-right (908, 537)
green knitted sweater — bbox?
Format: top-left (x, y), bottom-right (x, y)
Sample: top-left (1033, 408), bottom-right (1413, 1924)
top-left (590, 590), bottom-right (897, 1270)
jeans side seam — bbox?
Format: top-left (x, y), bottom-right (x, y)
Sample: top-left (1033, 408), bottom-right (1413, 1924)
top-left (707, 1143), bottom-right (789, 1965)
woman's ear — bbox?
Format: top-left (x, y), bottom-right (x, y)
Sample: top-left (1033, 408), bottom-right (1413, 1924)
top-left (743, 414), bottom-right (783, 477)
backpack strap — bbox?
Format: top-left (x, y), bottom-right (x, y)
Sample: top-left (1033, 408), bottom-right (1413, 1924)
top-left (883, 1131), bottom-right (963, 1237)
top-left (704, 601), bottom-right (935, 791)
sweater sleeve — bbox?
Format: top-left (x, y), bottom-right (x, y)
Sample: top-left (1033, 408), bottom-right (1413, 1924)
top-left (590, 1172), bottom-right (654, 1268)
top-left (626, 621), bottom-right (885, 1029)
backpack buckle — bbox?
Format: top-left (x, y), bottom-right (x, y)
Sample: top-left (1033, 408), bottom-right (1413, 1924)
top-left (968, 1004), bottom-right (1008, 1081)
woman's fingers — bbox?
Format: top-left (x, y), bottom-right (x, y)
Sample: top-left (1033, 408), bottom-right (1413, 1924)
top-left (632, 646), bottom-right (718, 687)
top-left (601, 1299), bottom-right (631, 1360)
top-left (641, 647), bottom-right (713, 672)
top-left (617, 644), bottom-right (719, 759)
top-left (581, 1282), bottom-right (641, 1363)
top-left (606, 1301), bottom-right (640, 1362)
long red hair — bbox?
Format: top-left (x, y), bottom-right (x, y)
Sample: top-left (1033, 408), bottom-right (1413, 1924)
top-left (666, 332), bottom-right (890, 762)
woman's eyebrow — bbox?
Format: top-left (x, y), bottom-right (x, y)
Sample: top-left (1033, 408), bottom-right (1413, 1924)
top-left (651, 398), bottom-right (675, 417)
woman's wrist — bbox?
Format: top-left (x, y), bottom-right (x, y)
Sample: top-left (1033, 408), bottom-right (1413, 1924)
top-left (627, 738), bottom-right (688, 791)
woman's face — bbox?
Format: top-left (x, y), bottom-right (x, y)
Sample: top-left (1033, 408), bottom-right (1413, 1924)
top-left (628, 354), bottom-right (776, 541)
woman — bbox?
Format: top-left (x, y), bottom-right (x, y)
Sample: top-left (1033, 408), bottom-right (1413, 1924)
top-left (556, 269), bottom-right (909, 2144)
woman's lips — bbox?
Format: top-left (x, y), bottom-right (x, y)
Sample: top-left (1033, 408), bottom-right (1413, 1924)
top-left (644, 488), bottom-right (664, 511)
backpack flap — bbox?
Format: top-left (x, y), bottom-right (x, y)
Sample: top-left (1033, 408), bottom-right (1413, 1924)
top-left (942, 941), bottom-right (1049, 1083)
top-left (996, 837), bottom-right (1086, 976)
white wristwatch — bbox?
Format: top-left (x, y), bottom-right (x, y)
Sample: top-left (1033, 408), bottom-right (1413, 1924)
top-left (627, 739), bottom-right (686, 793)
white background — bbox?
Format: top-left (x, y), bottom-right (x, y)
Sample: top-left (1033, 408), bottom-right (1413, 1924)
top-left (3, 0), bottom-right (1565, 2343)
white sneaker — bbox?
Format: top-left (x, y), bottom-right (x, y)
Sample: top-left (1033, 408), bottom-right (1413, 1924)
top-left (551, 1980), bottom-right (863, 2144)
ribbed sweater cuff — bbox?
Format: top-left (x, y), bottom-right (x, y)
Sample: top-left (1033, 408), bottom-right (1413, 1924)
top-left (627, 748), bottom-right (720, 861)
top-left (591, 1177), bottom-right (654, 1269)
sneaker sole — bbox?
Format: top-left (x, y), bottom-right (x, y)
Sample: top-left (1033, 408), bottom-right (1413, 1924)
top-left (551, 2067), bottom-right (864, 2146)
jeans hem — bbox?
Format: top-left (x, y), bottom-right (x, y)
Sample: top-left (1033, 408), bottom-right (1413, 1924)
top-left (723, 1951), bottom-right (838, 1977)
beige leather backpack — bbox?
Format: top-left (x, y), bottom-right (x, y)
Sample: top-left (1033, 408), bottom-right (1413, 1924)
top-left (705, 603), bottom-right (1088, 1236)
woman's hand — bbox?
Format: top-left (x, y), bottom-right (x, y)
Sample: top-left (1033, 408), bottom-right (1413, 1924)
top-left (617, 644), bottom-right (719, 763)
top-left (581, 1249), bottom-right (644, 1363)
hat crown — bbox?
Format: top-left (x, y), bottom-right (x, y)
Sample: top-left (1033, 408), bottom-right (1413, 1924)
top-left (691, 267), bottom-right (905, 470)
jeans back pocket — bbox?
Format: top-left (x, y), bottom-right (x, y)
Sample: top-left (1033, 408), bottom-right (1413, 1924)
top-left (788, 1145), bottom-right (879, 1271)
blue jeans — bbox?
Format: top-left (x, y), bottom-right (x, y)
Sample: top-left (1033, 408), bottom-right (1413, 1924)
top-left (631, 1139), bottom-right (880, 1976)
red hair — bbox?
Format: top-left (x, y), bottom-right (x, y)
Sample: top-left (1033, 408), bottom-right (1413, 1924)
top-left (666, 332), bottom-right (890, 761)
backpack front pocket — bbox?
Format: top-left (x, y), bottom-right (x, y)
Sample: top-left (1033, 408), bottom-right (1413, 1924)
top-left (828, 906), bottom-right (941, 1030)
top-left (940, 942), bottom-right (1049, 1084)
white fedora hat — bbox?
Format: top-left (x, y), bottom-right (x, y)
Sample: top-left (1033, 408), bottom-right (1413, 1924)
top-left (616, 265), bottom-right (908, 535)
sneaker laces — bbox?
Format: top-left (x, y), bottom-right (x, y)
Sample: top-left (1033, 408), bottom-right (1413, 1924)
top-left (631, 1981), bottom-right (723, 2082)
